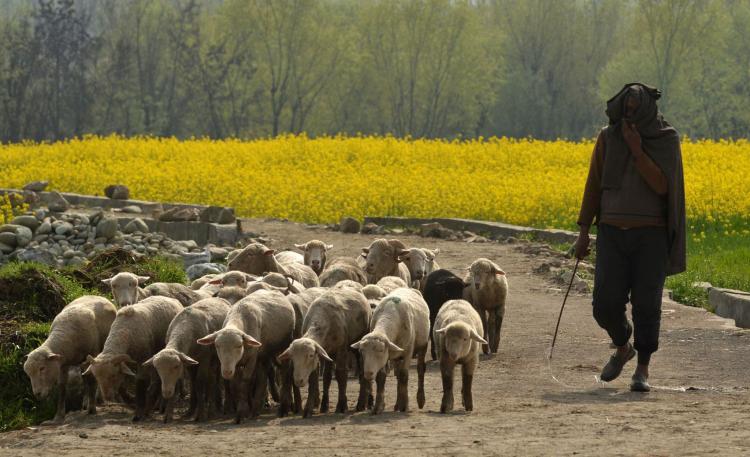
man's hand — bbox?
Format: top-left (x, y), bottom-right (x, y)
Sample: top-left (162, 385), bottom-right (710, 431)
top-left (622, 121), bottom-right (642, 155)
top-left (573, 230), bottom-right (591, 260)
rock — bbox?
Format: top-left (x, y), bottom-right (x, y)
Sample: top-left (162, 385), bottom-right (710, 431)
top-left (36, 221), bottom-right (52, 235)
top-left (208, 246), bottom-right (229, 261)
top-left (33, 235), bottom-right (49, 242)
top-left (15, 226), bottom-right (33, 247)
top-left (123, 218), bottom-right (149, 234)
top-left (54, 222), bottom-right (74, 235)
top-left (90, 211), bottom-right (103, 226)
top-left (23, 181), bottom-right (49, 192)
top-left (182, 247), bottom-right (211, 268)
top-left (177, 240), bottom-right (199, 250)
top-left (186, 263), bottom-right (227, 281)
top-left (79, 215), bottom-right (90, 225)
top-left (0, 232), bottom-right (17, 247)
top-left (340, 217), bottom-right (360, 234)
top-left (121, 205), bottom-right (142, 214)
top-left (52, 234), bottom-right (67, 241)
top-left (104, 184), bottom-right (130, 200)
top-left (692, 281), bottom-right (713, 291)
top-left (505, 237), bottom-right (519, 244)
top-left (63, 250), bottom-right (76, 259)
top-left (22, 190), bottom-right (40, 206)
top-left (159, 207), bottom-right (200, 222)
top-left (96, 217), bottom-right (119, 239)
top-left (46, 191), bottom-right (69, 212)
top-left (360, 222), bottom-right (379, 235)
top-left (200, 206), bottom-right (236, 224)
top-left (560, 270), bottom-right (590, 293)
top-left (71, 239), bottom-right (85, 245)
top-left (15, 248), bottom-right (57, 265)
top-left (0, 242), bottom-right (14, 254)
top-left (420, 222), bottom-right (445, 238)
top-left (67, 256), bottom-right (86, 267)
top-left (466, 235), bottom-right (489, 243)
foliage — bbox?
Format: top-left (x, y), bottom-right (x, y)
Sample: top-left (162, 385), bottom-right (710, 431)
top-left (0, 193), bottom-right (28, 224)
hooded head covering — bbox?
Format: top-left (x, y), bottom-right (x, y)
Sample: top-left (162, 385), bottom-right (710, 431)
top-left (601, 82), bottom-right (686, 275)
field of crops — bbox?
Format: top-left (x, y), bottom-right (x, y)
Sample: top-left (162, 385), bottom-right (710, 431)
top-left (1, 135), bottom-right (749, 304)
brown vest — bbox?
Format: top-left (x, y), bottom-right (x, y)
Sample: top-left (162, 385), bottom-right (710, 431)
top-left (601, 157), bottom-right (667, 226)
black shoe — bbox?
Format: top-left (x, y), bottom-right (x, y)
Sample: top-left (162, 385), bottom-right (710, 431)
top-left (599, 344), bottom-right (636, 382)
top-left (630, 373), bottom-right (651, 392)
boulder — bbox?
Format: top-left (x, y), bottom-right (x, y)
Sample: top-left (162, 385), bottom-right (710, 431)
top-left (54, 222), bottom-right (74, 235)
top-left (23, 181), bottom-right (49, 192)
top-left (46, 191), bottom-right (70, 212)
top-left (15, 248), bottom-right (57, 265)
top-left (200, 206), bottom-right (236, 224)
top-left (208, 246), bottom-right (229, 261)
top-left (11, 215), bottom-right (41, 231)
top-left (121, 205), bottom-right (142, 214)
top-left (340, 217), bottom-right (360, 234)
top-left (0, 232), bottom-right (17, 247)
top-left (104, 184), bottom-right (130, 200)
top-left (123, 218), bottom-right (149, 234)
top-left (360, 222), bottom-right (379, 234)
top-left (186, 263), bottom-right (227, 282)
top-left (0, 242), bottom-right (15, 254)
top-left (15, 225), bottom-right (33, 247)
top-left (96, 217), bottom-right (119, 239)
top-left (159, 207), bottom-right (200, 222)
top-left (22, 190), bottom-right (40, 205)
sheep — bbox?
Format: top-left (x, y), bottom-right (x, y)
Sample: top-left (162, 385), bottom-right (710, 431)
top-left (376, 276), bottom-right (408, 293)
top-left (399, 248), bottom-right (440, 291)
top-left (362, 284), bottom-right (387, 309)
top-left (463, 258), bottom-right (508, 355)
top-left (276, 250), bottom-right (305, 265)
top-left (144, 282), bottom-right (210, 306)
top-left (197, 289), bottom-right (296, 422)
top-left (331, 280), bottom-right (364, 291)
top-left (424, 269), bottom-right (468, 360)
top-left (433, 299), bottom-right (487, 413)
top-left (319, 257), bottom-right (368, 287)
top-left (227, 242), bottom-right (320, 288)
top-left (143, 298), bottom-right (231, 422)
top-left (360, 239), bottom-right (411, 285)
top-left (278, 287), bottom-right (372, 417)
top-left (23, 295), bottom-right (117, 422)
top-left (194, 271), bottom-right (259, 295)
top-left (103, 272), bottom-right (205, 307)
top-left (260, 272), bottom-right (305, 294)
top-left (351, 288), bottom-right (429, 415)
top-left (84, 296), bottom-right (183, 421)
top-left (294, 240), bottom-right (334, 275)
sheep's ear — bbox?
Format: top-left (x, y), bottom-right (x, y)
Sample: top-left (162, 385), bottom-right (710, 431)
top-left (142, 356), bottom-right (154, 367)
top-left (112, 354), bottom-right (136, 365)
top-left (120, 362), bottom-right (136, 377)
top-left (86, 354), bottom-right (96, 364)
top-left (277, 348), bottom-right (292, 362)
top-left (136, 275), bottom-right (150, 285)
top-left (434, 327), bottom-right (447, 335)
top-left (101, 278), bottom-right (113, 285)
top-left (325, 244), bottom-right (333, 251)
top-left (386, 340), bottom-right (404, 353)
top-left (294, 243), bottom-right (306, 251)
top-left (82, 365), bottom-right (93, 376)
top-left (350, 341), bottom-right (362, 350)
top-left (470, 329), bottom-right (488, 345)
top-left (314, 342), bottom-right (333, 362)
top-left (179, 353), bottom-right (199, 366)
top-left (242, 333), bottom-right (262, 348)
top-left (361, 247), bottom-right (369, 254)
top-left (495, 270), bottom-right (506, 276)
top-left (263, 249), bottom-right (275, 257)
top-left (46, 353), bottom-right (62, 361)
top-left (208, 279), bottom-right (223, 285)
top-left (197, 332), bottom-right (218, 346)
top-left (432, 248), bottom-right (440, 256)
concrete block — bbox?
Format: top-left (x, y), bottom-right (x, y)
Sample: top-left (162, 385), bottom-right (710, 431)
top-left (710, 288), bottom-right (750, 328)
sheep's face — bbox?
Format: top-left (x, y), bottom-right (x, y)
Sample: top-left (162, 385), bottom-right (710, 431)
top-left (351, 335), bottom-right (403, 381)
top-left (300, 242), bottom-right (332, 274)
top-left (222, 271), bottom-right (248, 289)
top-left (23, 350), bottom-right (61, 399)
top-left (102, 272), bottom-right (149, 306)
top-left (399, 249), bottom-right (434, 282)
top-left (227, 244), bottom-right (273, 275)
top-left (215, 286), bottom-right (248, 305)
top-left (86, 355), bottom-right (135, 402)
top-left (148, 350), bottom-right (197, 399)
top-left (361, 240), bottom-right (406, 278)
top-left (438, 277), bottom-right (467, 300)
top-left (278, 338), bottom-right (332, 388)
top-left (436, 322), bottom-right (485, 362)
top-left (468, 260), bottom-right (504, 290)
top-left (197, 328), bottom-right (260, 380)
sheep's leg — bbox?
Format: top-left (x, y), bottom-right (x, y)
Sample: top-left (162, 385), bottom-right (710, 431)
top-left (334, 351), bottom-right (348, 413)
top-left (141, 374), bottom-right (161, 420)
top-left (440, 356), bottom-right (455, 413)
top-left (249, 362), bottom-right (267, 419)
top-left (372, 369), bottom-right (386, 415)
top-left (492, 310), bottom-right (503, 353)
top-left (320, 359), bottom-right (332, 413)
top-left (430, 321), bottom-right (438, 361)
top-left (355, 356), bottom-right (370, 412)
top-left (267, 363), bottom-right (280, 403)
top-left (277, 359), bottom-right (293, 417)
top-left (84, 371), bottom-right (97, 415)
top-left (132, 376), bottom-right (149, 422)
top-left (303, 367), bottom-right (319, 418)
top-left (185, 368), bottom-right (198, 418)
top-left (292, 381), bottom-right (302, 415)
top-left (233, 376), bottom-right (248, 424)
top-left (394, 357), bottom-right (409, 412)
top-left (53, 368), bottom-right (67, 423)
top-left (416, 349), bottom-right (426, 409)
top-left (162, 395), bottom-right (176, 424)
top-left (194, 365), bottom-right (212, 422)
top-left (223, 379), bottom-right (235, 415)
top-left (461, 359), bottom-right (476, 411)
top-left (118, 384), bottom-right (133, 405)
top-left (487, 311), bottom-right (497, 355)
top-left (479, 310), bottom-right (490, 355)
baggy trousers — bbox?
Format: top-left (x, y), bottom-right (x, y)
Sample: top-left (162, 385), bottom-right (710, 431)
top-left (592, 223), bottom-right (668, 365)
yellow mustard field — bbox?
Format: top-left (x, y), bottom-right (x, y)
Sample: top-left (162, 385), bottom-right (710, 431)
top-left (1, 135), bottom-right (749, 238)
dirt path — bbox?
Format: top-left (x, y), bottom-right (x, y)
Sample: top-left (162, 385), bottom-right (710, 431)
top-left (2, 219), bottom-right (748, 456)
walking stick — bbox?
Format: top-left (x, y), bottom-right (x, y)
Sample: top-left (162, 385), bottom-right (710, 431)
top-left (548, 257), bottom-right (580, 360)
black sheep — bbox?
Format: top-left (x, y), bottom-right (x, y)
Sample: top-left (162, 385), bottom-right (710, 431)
top-left (423, 269), bottom-right (467, 360)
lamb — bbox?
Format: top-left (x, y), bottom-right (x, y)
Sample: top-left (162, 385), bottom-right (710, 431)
top-left (260, 272), bottom-right (305, 294)
top-left (351, 288), bottom-right (429, 414)
top-left (376, 276), bottom-right (408, 293)
top-left (424, 269), bottom-right (468, 360)
top-left (279, 288), bottom-right (372, 418)
top-left (103, 272), bottom-right (206, 307)
top-left (433, 299), bottom-right (487, 413)
top-left (197, 290), bottom-right (296, 422)
top-left (143, 298), bottom-right (230, 422)
top-left (319, 257), bottom-right (368, 287)
top-left (399, 248), bottom-right (440, 290)
top-left (360, 239), bottom-right (411, 285)
top-left (362, 284), bottom-right (387, 309)
top-left (463, 258), bottom-right (508, 355)
top-left (144, 282), bottom-right (210, 306)
top-left (294, 240), bottom-right (334, 275)
top-left (227, 242), bottom-right (320, 288)
top-left (84, 296), bottom-right (183, 421)
top-left (23, 296), bottom-right (117, 422)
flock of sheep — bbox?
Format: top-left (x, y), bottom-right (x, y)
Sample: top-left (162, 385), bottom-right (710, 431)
top-left (23, 238), bottom-right (508, 424)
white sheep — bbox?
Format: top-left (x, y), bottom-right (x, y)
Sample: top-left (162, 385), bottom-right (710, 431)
top-left (294, 240), bottom-right (334, 275)
top-left (433, 299), bottom-right (487, 413)
top-left (102, 272), bottom-right (206, 307)
top-left (24, 295), bottom-right (117, 422)
top-left (197, 289), bottom-right (296, 422)
top-left (143, 298), bottom-right (231, 422)
top-left (227, 242), bottom-right (320, 288)
top-left (360, 239), bottom-right (412, 285)
top-left (399, 248), bottom-right (440, 291)
top-left (463, 258), bottom-right (508, 355)
top-left (84, 296), bottom-right (183, 421)
top-left (376, 276), bottom-right (408, 293)
top-left (276, 250), bottom-right (305, 265)
top-left (351, 288), bottom-right (429, 414)
top-left (278, 288), bottom-right (372, 417)
top-left (362, 284), bottom-right (387, 309)
top-left (319, 257), bottom-right (368, 287)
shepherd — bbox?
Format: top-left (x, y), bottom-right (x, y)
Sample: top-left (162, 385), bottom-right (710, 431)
top-left (574, 83), bottom-right (686, 392)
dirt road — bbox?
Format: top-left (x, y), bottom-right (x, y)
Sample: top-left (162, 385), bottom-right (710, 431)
top-left (2, 219), bottom-right (748, 456)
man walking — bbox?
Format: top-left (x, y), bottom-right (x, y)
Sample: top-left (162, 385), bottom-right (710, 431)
top-left (574, 83), bottom-right (686, 392)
